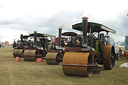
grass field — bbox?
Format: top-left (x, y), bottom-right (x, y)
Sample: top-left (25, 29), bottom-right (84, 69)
top-left (0, 47), bottom-right (128, 85)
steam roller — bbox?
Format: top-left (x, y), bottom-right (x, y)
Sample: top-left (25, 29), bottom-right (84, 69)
top-left (45, 28), bottom-right (77, 65)
top-left (13, 34), bottom-right (29, 58)
top-left (62, 17), bottom-right (116, 77)
top-left (22, 31), bottom-right (56, 61)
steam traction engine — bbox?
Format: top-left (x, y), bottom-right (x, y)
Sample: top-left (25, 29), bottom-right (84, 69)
top-left (45, 28), bottom-right (77, 65)
top-left (62, 17), bottom-right (116, 77)
top-left (22, 31), bottom-right (55, 61)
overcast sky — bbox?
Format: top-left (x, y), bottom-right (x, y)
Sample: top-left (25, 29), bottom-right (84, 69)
top-left (0, 0), bottom-right (128, 43)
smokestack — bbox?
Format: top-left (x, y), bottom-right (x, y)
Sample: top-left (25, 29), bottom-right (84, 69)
top-left (82, 17), bottom-right (88, 44)
top-left (21, 34), bottom-right (23, 42)
top-left (59, 28), bottom-right (62, 46)
top-left (34, 31), bottom-right (37, 47)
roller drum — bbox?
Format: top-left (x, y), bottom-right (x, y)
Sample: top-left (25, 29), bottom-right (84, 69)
top-left (23, 50), bottom-right (36, 61)
top-left (62, 52), bottom-right (94, 77)
top-left (13, 49), bottom-right (23, 58)
top-left (45, 52), bottom-right (59, 65)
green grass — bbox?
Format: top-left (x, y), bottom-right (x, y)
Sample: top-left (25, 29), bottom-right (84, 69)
top-left (0, 47), bottom-right (128, 85)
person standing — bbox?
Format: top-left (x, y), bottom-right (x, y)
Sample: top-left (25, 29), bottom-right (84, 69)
top-left (0, 44), bottom-right (1, 48)
top-left (119, 48), bottom-right (122, 58)
top-left (2, 43), bottom-right (4, 48)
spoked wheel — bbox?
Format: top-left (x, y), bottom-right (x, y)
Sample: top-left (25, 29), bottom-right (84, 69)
top-left (103, 45), bottom-right (115, 70)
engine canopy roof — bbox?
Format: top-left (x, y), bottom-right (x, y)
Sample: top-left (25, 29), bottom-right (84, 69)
top-left (29, 33), bottom-right (56, 37)
top-left (72, 22), bottom-right (116, 34)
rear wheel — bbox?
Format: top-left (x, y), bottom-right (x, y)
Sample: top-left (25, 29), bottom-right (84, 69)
top-left (103, 45), bottom-right (115, 70)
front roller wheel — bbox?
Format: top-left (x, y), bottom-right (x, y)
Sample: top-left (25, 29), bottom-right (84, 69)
top-left (103, 45), bottom-right (115, 70)
top-left (62, 52), bottom-right (94, 77)
top-left (45, 52), bottom-right (59, 65)
top-left (13, 49), bottom-right (23, 58)
top-left (23, 50), bottom-right (37, 61)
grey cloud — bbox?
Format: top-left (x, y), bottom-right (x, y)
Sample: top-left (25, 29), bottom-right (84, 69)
top-left (7, 15), bottom-right (45, 32)
top-left (0, 19), bottom-right (13, 25)
top-left (102, 11), bottom-right (128, 42)
top-left (91, 10), bottom-right (128, 38)
top-left (43, 10), bottom-right (84, 28)
top-left (119, 14), bottom-right (128, 35)
top-left (2, 10), bottom-right (84, 36)
top-left (2, 9), bottom-right (127, 42)
top-left (41, 10), bottom-right (84, 35)
top-left (111, 12), bottom-right (128, 37)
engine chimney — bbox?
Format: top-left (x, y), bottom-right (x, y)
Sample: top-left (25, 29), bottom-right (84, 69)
top-left (21, 34), bottom-right (23, 42)
top-left (34, 31), bottom-right (37, 47)
top-left (59, 28), bottom-right (62, 47)
top-left (82, 17), bottom-right (88, 44)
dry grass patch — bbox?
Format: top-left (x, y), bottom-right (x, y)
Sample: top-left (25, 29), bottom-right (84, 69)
top-left (0, 47), bottom-right (128, 85)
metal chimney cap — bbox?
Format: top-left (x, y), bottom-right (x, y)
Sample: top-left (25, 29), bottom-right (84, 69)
top-left (34, 31), bottom-right (37, 33)
top-left (82, 17), bottom-right (88, 20)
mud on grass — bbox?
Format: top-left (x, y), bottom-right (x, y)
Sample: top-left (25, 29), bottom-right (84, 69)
top-left (0, 47), bottom-right (128, 85)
